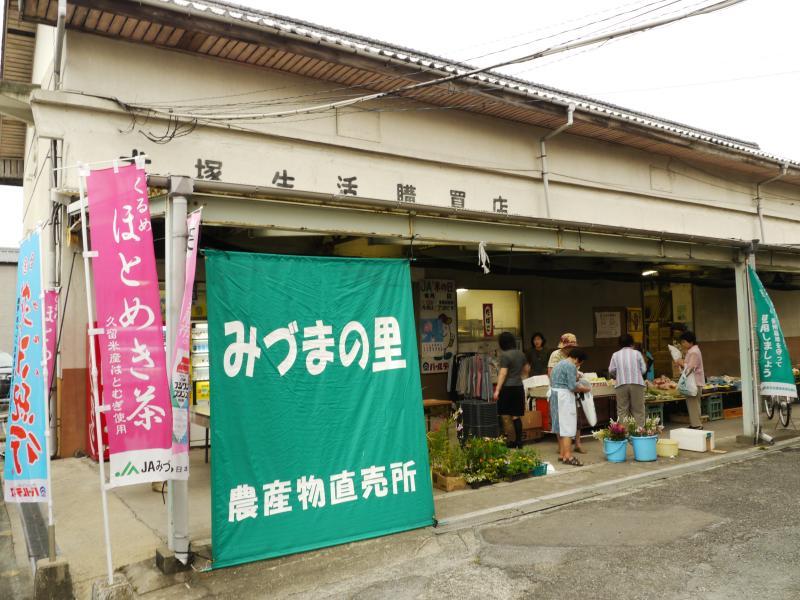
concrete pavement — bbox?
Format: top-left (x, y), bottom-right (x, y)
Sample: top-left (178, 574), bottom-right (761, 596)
top-left (4, 415), bottom-right (800, 598)
top-left (137, 437), bottom-right (800, 599)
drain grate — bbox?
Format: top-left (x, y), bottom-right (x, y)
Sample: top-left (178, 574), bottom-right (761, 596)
top-left (19, 502), bottom-right (48, 562)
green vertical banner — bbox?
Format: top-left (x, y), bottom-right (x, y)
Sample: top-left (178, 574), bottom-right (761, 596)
top-left (206, 251), bottom-right (434, 569)
top-left (749, 265), bottom-right (797, 398)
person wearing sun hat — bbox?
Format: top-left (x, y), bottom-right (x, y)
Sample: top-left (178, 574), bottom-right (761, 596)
top-left (547, 333), bottom-right (578, 375)
top-left (547, 333), bottom-right (587, 454)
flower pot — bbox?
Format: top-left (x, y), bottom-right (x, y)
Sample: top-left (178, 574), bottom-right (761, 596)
top-left (603, 438), bottom-right (627, 462)
top-left (432, 472), bottom-right (467, 492)
top-left (631, 435), bottom-right (659, 462)
top-left (532, 464), bottom-right (547, 477)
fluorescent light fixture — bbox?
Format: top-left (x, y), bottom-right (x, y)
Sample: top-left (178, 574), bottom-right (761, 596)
top-left (641, 269), bottom-right (658, 277)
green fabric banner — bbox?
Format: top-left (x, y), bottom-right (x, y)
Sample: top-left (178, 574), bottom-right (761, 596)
top-left (749, 265), bottom-right (797, 398)
top-left (206, 251), bottom-right (434, 569)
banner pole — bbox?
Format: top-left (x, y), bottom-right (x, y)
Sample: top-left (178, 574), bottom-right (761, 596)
top-left (77, 164), bottom-right (115, 586)
top-left (38, 228), bottom-right (56, 561)
top-left (745, 249), bottom-right (762, 443)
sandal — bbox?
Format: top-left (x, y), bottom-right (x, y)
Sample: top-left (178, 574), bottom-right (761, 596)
top-left (564, 457), bottom-right (583, 467)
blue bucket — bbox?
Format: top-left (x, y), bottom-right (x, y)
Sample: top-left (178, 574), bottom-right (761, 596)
top-left (631, 435), bottom-right (659, 462)
top-left (603, 438), bottom-right (627, 462)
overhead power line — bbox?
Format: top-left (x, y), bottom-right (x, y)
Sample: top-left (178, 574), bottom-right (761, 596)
top-left (127, 0), bottom-right (746, 122)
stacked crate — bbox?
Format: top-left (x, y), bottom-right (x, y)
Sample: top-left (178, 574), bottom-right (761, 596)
top-left (460, 399), bottom-right (499, 438)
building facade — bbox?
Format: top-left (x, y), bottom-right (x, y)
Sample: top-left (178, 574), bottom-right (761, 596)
top-left (2, 0), bottom-right (800, 456)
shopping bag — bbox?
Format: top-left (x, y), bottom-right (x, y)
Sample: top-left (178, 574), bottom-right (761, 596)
top-left (579, 390), bottom-right (597, 426)
top-left (677, 368), bottom-right (697, 397)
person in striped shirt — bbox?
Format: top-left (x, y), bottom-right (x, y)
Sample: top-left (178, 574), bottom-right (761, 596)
top-left (609, 334), bottom-right (648, 428)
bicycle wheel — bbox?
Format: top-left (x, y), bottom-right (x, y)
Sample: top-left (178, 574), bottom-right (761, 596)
top-left (779, 401), bottom-right (791, 428)
top-left (765, 396), bottom-right (775, 419)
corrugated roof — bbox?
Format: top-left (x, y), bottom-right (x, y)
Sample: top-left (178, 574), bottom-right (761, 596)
top-left (146, 0), bottom-right (797, 165)
top-left (0, 247), bottom-right (19, 262)
top-left (17, 0), bottom-right (800, 178)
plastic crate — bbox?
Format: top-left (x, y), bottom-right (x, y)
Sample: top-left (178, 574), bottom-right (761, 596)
top-left (646, 403), bottom-right (663, 423)
top-left (463, 423), bottom-right (500, 438)
top-left (460, 399), bottom-right (498, 427)
top-left (702, 396), bottom-right (724, 421)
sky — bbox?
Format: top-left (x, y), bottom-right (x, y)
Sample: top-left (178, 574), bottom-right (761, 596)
top-left (1, 0), bottom-right (798, 247)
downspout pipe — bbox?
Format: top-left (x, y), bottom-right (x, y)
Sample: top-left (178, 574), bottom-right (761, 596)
top-left (53, 0), bottom-right (67, 89)
top-left (540, 103), bottom-right (575, 219)
top-left (755, 163), bottom-right (788, 244)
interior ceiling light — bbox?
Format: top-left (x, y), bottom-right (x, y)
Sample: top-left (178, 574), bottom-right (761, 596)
top-left (641, 270), bottom-right (659, 277)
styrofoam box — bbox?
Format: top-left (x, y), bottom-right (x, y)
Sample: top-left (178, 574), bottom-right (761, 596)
top-left (523, 375), bottom-right (550, 389)
top-left (670, 428), bottom-right (715, 452)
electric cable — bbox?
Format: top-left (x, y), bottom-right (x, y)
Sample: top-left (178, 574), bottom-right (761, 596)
top-left (123, 0), bottom-right (728, 121)
top-left (135, 0), bottom-right (668, 109)
top-left (123, 0), bottom-right (744, 122)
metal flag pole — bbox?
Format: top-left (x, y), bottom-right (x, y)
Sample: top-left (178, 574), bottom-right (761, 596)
top-left (77, 163), bottom-right (115, 586)
top-left (745, 244), bottom-right (766, 444)
top-left (37, 227), bottom-right (56, 561)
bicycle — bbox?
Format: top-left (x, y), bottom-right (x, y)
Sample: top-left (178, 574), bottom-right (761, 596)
top-left (764, 395), bottom-right (793, 428)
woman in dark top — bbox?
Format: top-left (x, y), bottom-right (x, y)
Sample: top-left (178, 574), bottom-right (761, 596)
top-left (526, 332), bottom-right (549, 376)
top-left (493, 332), bottom-right (529, 448)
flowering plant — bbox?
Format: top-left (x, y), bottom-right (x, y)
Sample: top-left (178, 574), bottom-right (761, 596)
top-left (592, 418), bottom-right (628, 441)
top-left (462, 437), bottom-right (540, 483)
top-left (427, 411), bottom-right (466, 477)
top-left (625, 416), bottom-right (664, 437)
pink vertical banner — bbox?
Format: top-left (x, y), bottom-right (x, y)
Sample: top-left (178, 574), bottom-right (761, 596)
top-left (86, 163), bottom-right (172, 487)
top-left (44, 289), bottom-right (59, 391)
top-left (170, 208), bottom-right (202, 479)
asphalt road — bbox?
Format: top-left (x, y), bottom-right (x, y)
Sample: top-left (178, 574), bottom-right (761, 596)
top-left (138, 443), bottom-right (800, 600)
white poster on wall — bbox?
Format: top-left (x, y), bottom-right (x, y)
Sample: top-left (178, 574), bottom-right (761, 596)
top-left (595, 311), bottom-right (622, 339)
top-left (419, 279), bottom-right (457, 374)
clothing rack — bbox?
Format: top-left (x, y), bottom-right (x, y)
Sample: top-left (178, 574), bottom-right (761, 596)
top-left (451, 351), bottom-right (494, 402)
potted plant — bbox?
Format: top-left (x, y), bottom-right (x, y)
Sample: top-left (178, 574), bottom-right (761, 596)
top-left (593, 418), bottom-right (628, 462)
top-left (427, 412), bottom-right (467, 492)
top-left (504, 447), bottom-right (538, 481)
top-left (626, 416), bottom-right (664, 462)
top-left (463, 436), bottom-right (509, 488)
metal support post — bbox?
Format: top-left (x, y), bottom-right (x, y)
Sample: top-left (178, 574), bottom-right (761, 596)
top-left (166, 176), bottom-right (191, 563)
top-left (734, 245), bottom-right (762, 443)
top-left (77, 164), bottom-right (115, 586)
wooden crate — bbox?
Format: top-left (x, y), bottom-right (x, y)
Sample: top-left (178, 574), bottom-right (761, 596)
top-left (432, 472), bottom-right (466, 492)
top-left (723, 407), bottom-right (743, 419)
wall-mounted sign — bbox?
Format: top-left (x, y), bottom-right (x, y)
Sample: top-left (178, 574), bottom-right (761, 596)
top-left (483, 304), bottom-right (494, 338)
top-left (418, 279), bottom-right (457, 374)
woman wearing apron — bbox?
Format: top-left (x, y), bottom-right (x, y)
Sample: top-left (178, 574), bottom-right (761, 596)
top-left (549, 348), bottom-right (591, 466)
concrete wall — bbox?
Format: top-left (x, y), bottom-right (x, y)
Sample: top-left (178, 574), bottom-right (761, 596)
top-left (0, 263), bottom-right (16, 354)
top-left (692, 283), bottom-right (800, 376)
top-left (22, 28), bottom-right (800, 449)
top-left (35, 31), bottom-right (800, 244)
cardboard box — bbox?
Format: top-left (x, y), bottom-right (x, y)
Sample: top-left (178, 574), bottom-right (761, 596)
top-left (521, 428), bottom-right (543, 442)
top-left (521, 410), bottom-right (542, 430)
top-left (590, 384), bottom-right (616, 397)
top-left (723, 407), bottom-right (743, 419)
top-left (670, 428), bottom-right (715, 452)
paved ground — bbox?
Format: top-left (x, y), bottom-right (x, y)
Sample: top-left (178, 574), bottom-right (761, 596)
top-left (132, 440), bottom-right (800, 600)
top-left (0, 497), bottom-right (32, 600)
